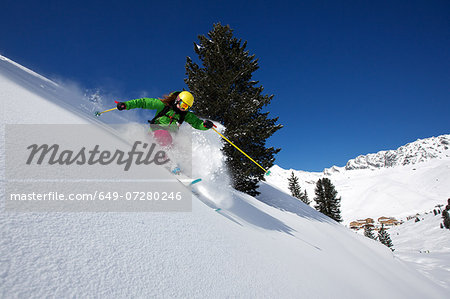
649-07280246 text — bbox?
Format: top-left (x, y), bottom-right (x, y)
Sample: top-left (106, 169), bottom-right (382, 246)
top-left (9, 191), bottom-right (184, 201)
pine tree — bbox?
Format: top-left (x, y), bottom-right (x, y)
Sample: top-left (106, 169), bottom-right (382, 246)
top-left (443, 210), bottom-right (450, 229)
top-left (313, 178), bottom-right (342, 222)
top-left (442, 199), bottom-right (450, 229)
top-left (288, 171), bottom-right (302, 198)
top-left (288, 172), bottom-right (311, 205)
top-left (300, 190), bottom-right (311, 205)
top-left (378, 225), bottom-right (394, 251)
top-left (185, 23), bottom-right (282, 196)
top-left (364, 225), bottom-right (376, 240)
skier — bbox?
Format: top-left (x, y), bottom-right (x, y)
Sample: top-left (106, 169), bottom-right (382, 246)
top-left (116, 91), bottom-right (214, 147)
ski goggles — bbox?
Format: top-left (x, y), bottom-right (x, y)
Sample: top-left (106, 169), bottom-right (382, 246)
top-left (178, 100), bottom-right (191, 110)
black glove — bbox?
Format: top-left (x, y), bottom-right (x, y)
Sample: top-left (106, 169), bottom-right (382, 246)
top-left (116, 102), bottom-right (127, 111)
top-left (203, 120), bottom-right (214, 129)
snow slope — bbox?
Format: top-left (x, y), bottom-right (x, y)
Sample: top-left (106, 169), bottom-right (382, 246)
top-left (267, 137), bottom-right (450, 223)
top-left (0, 55), bottom-right (447, 297)
top-left (390, 211), bottom-right (450, 289)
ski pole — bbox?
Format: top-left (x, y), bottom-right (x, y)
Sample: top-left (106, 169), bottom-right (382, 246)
top-left (94, 107), bottom-right (117, 117)
top-left (211, 126), bottom-right (271, 176)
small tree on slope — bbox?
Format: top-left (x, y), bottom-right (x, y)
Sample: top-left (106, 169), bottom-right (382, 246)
top-left (364, 225), bottom-right (376, 240)
top-left (301, 190), bottom-right (311, 206)
top-left (288, 172), bottom-right (310, 205)
top-left (314, 178), bottom-right (342, 222)
top-left (288, 171), bottom-right (302, 198)
top-left (442, 198), bottom-right (450, 229)
top-left (378, 225), bottom-right (394, 251)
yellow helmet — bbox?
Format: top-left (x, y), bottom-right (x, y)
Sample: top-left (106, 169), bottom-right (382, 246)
top-left (178, 91), bottom-right (194, 108)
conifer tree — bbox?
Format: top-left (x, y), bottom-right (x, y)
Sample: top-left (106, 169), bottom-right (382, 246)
top-left (288, 171), bottom-right (310, 205)
top-left (288, 171), bottom-right (302, 198)
top-left (442, 198), bottom-right (450, 229)
top-left (314, 178), bottom-right (342, 222)
top-left (185, 23), bottom-right (282, 196)
top-left (378, 225), bottom-right (394, 251)
top-left (301, 190), bottom-right (311, 205)
top-left (364, 225), bottom-right (376, 240)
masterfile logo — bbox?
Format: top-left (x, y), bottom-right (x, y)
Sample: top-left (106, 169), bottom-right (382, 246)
top-left (25, 141), bottom-right (169, 171)
top-left (5, 124), bottom-right (193, 212)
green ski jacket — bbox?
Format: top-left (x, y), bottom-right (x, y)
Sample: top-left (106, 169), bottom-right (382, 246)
top-left (124, 98), bottom-right (208, 132)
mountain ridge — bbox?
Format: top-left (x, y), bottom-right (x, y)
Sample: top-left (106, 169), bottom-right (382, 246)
top-left (332, 134), bottom-right (450, 173)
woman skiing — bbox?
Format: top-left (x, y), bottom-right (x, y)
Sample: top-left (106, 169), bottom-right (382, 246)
top-left (116, 91), bottom-right (213, 146)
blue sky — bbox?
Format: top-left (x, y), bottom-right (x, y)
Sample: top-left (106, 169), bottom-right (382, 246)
top-left (1, 0), bottom-right (449, 171)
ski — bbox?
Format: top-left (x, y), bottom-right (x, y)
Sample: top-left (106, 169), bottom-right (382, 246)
top-left (163, 165), bottom-right (225, 213)
top-left (176, 177), bottom-right (202, 187)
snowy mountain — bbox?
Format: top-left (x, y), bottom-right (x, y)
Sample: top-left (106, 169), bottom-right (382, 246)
top-left (334, 135), bottom-right (450, 172)
top-left (267, 135), bottom-right (450, 224)
top-left (0, 55), bottom-right (448, 297)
